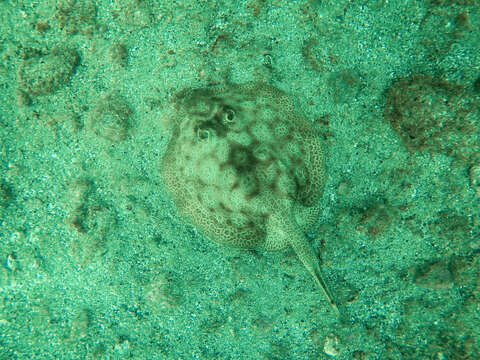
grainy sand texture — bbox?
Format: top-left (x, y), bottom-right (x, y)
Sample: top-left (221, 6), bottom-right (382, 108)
top-left (0, 1), bottom-right (479, 359)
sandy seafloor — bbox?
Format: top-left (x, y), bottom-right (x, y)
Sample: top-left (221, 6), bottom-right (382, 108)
top-left (0, 1), bottom-right (479, 359)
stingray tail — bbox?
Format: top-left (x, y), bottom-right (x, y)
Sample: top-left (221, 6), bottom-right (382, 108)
top-left (289, 229), bottom-right (340, 316)
top-left (310, 263), bottom-right (340, 316)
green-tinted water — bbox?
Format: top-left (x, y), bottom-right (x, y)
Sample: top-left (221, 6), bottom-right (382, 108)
top-left (1, 1), bottom-right (479, 359)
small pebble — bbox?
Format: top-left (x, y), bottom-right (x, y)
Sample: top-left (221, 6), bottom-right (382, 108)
top-left (469, 163), bottom-right (480, 196)
top-left (323, 333), bottom-right (340, 357)
top-left (5, 253), bottom-right (17, 271)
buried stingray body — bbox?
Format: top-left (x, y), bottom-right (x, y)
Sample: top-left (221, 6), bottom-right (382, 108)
top-left (161, 82), bottom-right (338, 314)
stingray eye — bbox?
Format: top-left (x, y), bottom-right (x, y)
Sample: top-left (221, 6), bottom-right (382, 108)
top-left (223, 107), bottom-right (235, 124)
top-left (197, 128), bottom-right (210, 140)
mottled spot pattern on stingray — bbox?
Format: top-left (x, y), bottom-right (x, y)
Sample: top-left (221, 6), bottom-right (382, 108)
top-left (161, 82), bottom-right (338, 314)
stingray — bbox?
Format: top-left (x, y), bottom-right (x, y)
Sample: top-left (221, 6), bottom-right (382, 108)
top-left (161, 82), bottom-right (338, 314)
